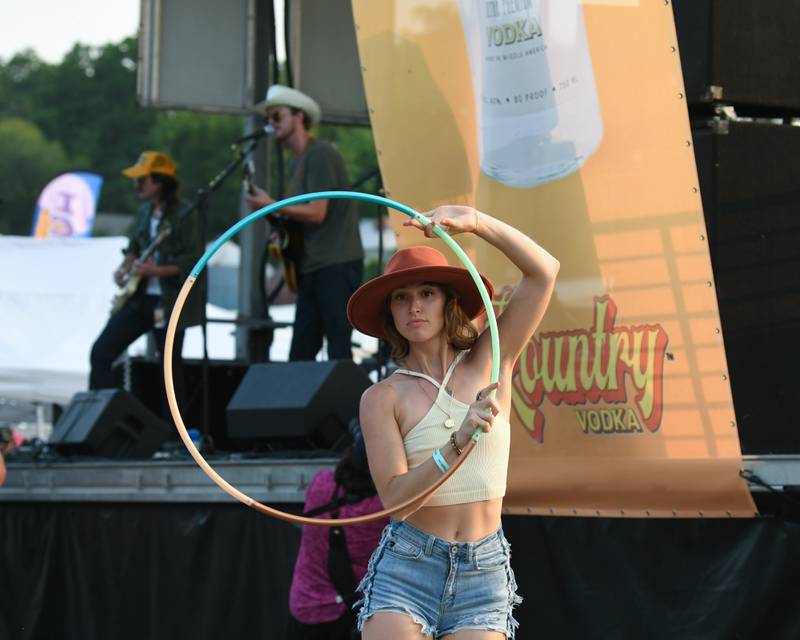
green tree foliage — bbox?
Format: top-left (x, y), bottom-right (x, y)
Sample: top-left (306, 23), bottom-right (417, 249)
top-left (0, 118), bottom-right (69, 234)
top-left (0, 35), bottom-right (380, 240)
top-left (148, 110), bottom-right (244, 238)
top-left (0, 39), bottom-right (248, 237)
top-left (0, 41), bottom-right (157, 216)
top-left (320, 124), bottom-right (382, 220)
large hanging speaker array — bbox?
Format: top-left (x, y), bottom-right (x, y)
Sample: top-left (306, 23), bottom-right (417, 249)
top-left (672, 0), bottom-right (800, 453)
top-left (692, 120), bottom-right (800, 453)
top-left (673, 0), bottom-right (800, 111)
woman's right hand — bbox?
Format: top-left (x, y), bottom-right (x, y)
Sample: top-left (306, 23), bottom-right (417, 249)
top-left (404, 205), bottom-right (480, 238)
top-left (456, 382), bottom-right (500, 446)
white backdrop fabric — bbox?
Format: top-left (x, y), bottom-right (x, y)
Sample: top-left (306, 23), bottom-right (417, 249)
top-left (0, 236), bottom-right (130, 404)
top-left (0, 236), bottom-right (377, 405)
top-left (0, 236), bottom-right (245, 404)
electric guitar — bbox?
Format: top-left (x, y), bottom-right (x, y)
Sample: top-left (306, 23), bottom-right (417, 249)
top-left (110, 223), bottom-right (172, 313)
top-left (244, 160), bottom-right (303, 292)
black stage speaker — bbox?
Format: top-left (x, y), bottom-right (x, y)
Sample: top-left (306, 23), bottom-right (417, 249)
top-left (49, 389), bottom-right (172, 459)
top-left (692, 119), bottom-right (800, 454)
top-left (226, 360), bottom-right (371, 450)
top-left (673, 0), bottom-right (800, 111)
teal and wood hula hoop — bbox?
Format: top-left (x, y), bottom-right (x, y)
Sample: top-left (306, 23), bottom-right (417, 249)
top-left (164, 191), bottom-right (499, 526)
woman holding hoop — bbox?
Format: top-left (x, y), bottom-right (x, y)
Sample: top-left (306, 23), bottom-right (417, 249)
top-left (347, 205), bottom-right (559, 639)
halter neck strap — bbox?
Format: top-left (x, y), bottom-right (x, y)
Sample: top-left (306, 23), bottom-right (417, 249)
top-left (395, 350), bottom-right (466, 392)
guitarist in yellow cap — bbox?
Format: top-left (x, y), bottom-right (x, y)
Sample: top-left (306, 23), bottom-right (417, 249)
top-left (89, 151), bottom-right (203, 418)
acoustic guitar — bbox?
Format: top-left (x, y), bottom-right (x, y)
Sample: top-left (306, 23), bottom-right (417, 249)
top-left (110, 223), bottom-right (172, 313)
top-left (267, 217), bottom-right (303, 292)
top-left (244, 160), bottom-right (303, 292)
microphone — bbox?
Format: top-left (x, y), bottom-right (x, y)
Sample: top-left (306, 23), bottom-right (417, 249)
top-left (234, 124), bottom-right (274, 144)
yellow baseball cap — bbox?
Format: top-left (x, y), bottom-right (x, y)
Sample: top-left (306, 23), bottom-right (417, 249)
top-left (121, 151), bottom-right (177, 178)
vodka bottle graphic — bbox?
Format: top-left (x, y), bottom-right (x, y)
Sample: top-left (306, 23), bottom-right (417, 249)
top-left (458, 0), bottom-right (603, 189)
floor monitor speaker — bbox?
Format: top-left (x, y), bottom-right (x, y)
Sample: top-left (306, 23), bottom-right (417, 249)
top-left (226, 360), bottom-right (371, 450)
top-left (49, 389), bottom-right (172, 459)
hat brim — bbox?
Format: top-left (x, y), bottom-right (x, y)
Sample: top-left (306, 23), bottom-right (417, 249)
top-left (347, 265), bottom-right (494, 339)
top-left (250, 97), bottom-right (322, 126)
top-left (121, 166), bottom-right (176, 178)
top-left (121, 165), bottom-right (149, 178)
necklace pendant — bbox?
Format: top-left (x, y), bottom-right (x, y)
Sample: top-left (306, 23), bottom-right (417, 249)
top-left (444, 417), bottom-right (455, 429)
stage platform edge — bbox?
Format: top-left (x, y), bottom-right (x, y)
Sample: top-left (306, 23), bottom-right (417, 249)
top-left (1, 455), bottom-right (798, 505)
top-left (0, 457), bottom-right (338, 503)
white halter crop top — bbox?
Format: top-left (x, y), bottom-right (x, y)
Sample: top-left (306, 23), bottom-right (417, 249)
top-left (395, 351), bottom-right (510, 507)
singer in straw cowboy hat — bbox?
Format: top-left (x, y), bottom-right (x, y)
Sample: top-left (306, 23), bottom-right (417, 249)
top-left (347, 206), bottom-right (559, 639)
top-left (246, 85), bottom-right (364, 362)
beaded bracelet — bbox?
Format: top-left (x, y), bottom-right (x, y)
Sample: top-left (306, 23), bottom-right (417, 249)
top-left (432, 447), bottom-right (449, 473)
top-left (449, 432), bottom-right (462, 456)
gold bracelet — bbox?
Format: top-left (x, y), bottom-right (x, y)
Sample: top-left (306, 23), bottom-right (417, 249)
top-left (450, 431), bottom-right (462, 456)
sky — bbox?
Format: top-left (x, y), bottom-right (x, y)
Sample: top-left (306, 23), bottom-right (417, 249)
top-left (0, 0), bottom-right (140, 63)
top-left (0, 0), bottom-right (285, 64)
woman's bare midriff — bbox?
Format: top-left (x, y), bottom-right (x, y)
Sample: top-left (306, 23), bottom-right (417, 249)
top-left (405, 496), bottom-right (503, 542)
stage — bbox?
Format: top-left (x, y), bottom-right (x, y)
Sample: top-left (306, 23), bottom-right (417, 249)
top-left (1, 455), bottom-right (799, 639)
top-left (0, 456), bottom-right (337, 503)
top-left (1, 454), bottom-right (798, 504)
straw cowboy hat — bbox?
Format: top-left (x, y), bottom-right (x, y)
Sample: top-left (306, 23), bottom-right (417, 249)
top-left (251, 84), bottom-right (322, 126)
top-left (347, 246), bottom-right (494, 339)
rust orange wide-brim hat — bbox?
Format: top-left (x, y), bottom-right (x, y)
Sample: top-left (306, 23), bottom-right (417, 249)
top-left (347, 246), bottom-right (494, 339)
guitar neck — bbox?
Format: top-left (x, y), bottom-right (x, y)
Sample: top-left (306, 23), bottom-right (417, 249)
top-left (138, 226), bottom-right (171, 263)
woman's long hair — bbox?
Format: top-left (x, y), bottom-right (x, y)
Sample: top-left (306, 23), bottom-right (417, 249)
top-left (382, 283), bottom-right (479, 364)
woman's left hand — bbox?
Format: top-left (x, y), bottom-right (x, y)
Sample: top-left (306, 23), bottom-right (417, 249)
top-left (404, 205), bottom-right (479, 238)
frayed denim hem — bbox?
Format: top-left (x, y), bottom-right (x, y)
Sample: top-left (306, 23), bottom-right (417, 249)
top-left (354, 524), bottom-right (392, 631)
top-left (503, 535), bottom-right (523, 638)
top-left (358, 607), bottom-right (436, 637)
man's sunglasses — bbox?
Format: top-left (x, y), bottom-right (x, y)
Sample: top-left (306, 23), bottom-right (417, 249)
top-left (266, 110), bottom-right (289, 124)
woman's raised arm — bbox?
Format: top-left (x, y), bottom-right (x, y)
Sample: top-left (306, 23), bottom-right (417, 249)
top-left (406, 206), bottom-right (559, 368)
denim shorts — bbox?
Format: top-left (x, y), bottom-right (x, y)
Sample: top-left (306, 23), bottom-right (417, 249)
top-left (355, 520), bottom-right (522, 638)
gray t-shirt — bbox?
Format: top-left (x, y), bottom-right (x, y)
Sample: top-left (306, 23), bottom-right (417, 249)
top-left (289, 140), bottom-right (364, 274)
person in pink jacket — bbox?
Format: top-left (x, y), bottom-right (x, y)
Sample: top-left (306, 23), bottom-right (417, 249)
top-left (286, 429), bottom-right (388, 639)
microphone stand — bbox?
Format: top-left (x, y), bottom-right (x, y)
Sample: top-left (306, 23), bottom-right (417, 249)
top-left (179, 137), bottom-right (262, 439)
top-left (349, 166), bottom-right (390, 380)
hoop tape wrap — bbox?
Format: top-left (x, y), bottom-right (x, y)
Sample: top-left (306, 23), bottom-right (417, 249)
top-left (164, 191), bottom-right (499, 527)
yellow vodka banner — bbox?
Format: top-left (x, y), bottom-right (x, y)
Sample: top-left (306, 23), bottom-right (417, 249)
top-left (352, 0), bottom-right (756, 517)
